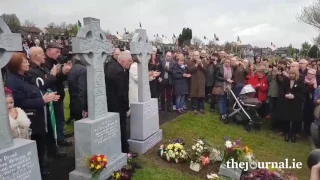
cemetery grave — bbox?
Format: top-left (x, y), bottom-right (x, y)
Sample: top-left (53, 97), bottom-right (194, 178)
top-left (0, 17), bottom-right (313, 180)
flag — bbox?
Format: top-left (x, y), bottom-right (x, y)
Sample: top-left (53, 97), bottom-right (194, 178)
top-left (214, 34), bottom-right (219, 41)
top-left (117, 31), bottom-right (119, 34)
top-left (271, 42), bottom-right (276, 48)
top-left (237, 36), bottom-right (241, 44)
top-left (124, 28), bottom-right (127, 33)
top-left (139, 22), bottom-right (142, 28)
top-left (204, 36), bottom-right (206, 40)
top-left (77, 20), bottom-right (82, 27)
top-left (173, 33), bottom-right (176, 38)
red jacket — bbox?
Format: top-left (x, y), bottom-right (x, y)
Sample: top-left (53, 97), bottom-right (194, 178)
top-left (247, 74), bottom-right (268, 102)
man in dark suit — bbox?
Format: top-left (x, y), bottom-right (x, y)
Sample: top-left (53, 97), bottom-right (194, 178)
top-left (159, 51), bottom-right (175, 111)
top-left (106, 51), bottom-right (132, 153)
top-left (44, 42), bottom-right (73, 147)
top-left (67, 54), bottom-right (88, 121)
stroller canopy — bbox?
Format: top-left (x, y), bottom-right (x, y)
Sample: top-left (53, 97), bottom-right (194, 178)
top-left (239, 84), bottom-right (256, 95)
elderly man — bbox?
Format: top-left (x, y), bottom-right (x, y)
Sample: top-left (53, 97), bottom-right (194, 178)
top-left (159, 51), bottom-right (175, 111)
top-left (299, 59), bottom-right (308, 77)
top-left (187, 51), bottom-right (208, 114)
top-left (44, 42), bottom-right (73, 148)
top-left (106, 51), bottom-right (132, 153)
top-left (27, 46), bottom-right (61, 175)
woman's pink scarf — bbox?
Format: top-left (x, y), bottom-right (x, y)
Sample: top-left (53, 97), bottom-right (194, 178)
top-left (305, 69), bottom-right (317, 89)
top-left (223, 65), bottom-right (232, 80)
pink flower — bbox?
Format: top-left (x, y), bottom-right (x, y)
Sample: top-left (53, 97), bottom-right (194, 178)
top-left (201, 156), bottom-right (210, 165)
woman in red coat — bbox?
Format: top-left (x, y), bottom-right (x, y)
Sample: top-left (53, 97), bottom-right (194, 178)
top-left (248, 66), bottom-right (269, 117)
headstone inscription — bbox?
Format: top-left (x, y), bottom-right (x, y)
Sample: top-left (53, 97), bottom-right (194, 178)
top-left (69, 17), bottom-right (127, 180)
top-left (0, 18), bottom-right (41, 180)
top-left (127, 29), bottom-right (163, 154)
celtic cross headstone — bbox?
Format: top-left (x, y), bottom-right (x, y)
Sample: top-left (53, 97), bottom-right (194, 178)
top-left (127, 29), bottom-right (162, 154)
top-left (0, 18), bottom-right (41, 180)
top-left (69, 17), bottom-right (127, 180)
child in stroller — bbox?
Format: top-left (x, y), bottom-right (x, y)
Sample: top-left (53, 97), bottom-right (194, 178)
top-left (223, 84), bottom-right (263, 132)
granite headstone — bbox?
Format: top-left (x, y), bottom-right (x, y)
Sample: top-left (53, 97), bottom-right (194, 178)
top-left (0, 18), bottom-right (41, 180)
top-left (69, 17), bottom-right (127, 180)
top-left (127, 29), bottom-right (163, 154)
top-left (218, 163), bottom-right (242, 180)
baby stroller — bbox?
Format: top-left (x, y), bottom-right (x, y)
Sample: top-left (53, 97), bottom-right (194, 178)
top-left (223, 84), bottom-right (262, 132)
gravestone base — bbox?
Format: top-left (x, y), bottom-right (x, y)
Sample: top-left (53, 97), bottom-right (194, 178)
top-left (69, 153), bottom-right (127, 180)
top-left (128, 129), bottom-right (163, 154)
top-left (70, 112), bottom-right (127, 180)
top-left (0, 139), bottom-right (41, 180)
top-left (130, 98), bottom-right (160, 140)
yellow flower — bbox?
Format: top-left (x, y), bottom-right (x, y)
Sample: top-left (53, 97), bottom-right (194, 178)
top-left (244, 146), bottom-right (251, 153)
top-left (96, 165), bottom-right (101, 170)
top-left (103, 157), bottom-right (107, 162)
top-left (90, 163), bottom-right (94, 168)
top-left (97, 157), bottom-right (102, 162)
top-left (116, 172), bottom-right (121, 179)
top-left (167, 144), bottom-right (173, 150)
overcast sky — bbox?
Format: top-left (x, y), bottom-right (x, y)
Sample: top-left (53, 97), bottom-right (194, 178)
top-left (1, 0), bottom-right (319, 48)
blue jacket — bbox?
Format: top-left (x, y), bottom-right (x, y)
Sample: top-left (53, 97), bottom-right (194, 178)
top-left (5, 73), bottom-right (46, 134)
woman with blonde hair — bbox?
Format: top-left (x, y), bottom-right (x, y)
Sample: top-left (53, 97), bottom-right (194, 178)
top-left (276, 68), bottom-right (304, 143)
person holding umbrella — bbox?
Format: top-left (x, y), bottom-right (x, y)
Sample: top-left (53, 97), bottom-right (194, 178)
top-left (5, 53), bottom-right (59, 177)
top-left (27, 46), bottom-right (67, 158)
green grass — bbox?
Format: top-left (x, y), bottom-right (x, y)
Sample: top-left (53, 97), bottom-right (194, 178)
top-left (63, 93), bottom-right (310, 179)
top-left (63, 92), bottom-right (74, 135)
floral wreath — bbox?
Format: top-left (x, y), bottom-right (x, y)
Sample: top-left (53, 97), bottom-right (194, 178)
top-left (158, 139), bottom-right (188, 163)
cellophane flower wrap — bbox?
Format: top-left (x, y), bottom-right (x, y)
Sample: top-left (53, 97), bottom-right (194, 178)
top-left (207, 173), bottom-right (228, 180)
top-left (222, 137), bottom-right (256, 165)
top-left (189, 139), bottom-right (210, 165)
top-left (158, 139), bottom-right (188, 163)
top-left (88, 154), bottom-right (108, 177)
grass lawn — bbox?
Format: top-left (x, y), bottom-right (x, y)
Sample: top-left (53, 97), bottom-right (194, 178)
top-left (62, 93), bottom-right (311, 179)
top-left (63, 92), bottom-right (74, 135)
top-left (133, 110), bottom-right (311, 180)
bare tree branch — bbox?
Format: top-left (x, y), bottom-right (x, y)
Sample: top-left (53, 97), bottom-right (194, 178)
top-left (297, 0), bottom-right (320, 29)
top-left (23, 19), bottom-right (36, 27)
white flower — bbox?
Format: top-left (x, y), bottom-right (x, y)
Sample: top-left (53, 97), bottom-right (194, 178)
top-left (199, 146), bottom-right (203, 150)
top-left (197, 148), bottom-right (202, 152)
top-left (207, 173), bottom-right (219, 179)
top-left (196, 143), bottom-right (200, 147)
top-left (225, 140), bottom-right (232, 148)
top-left (198, 140), bottom-right (204, 145)
top-left (192, 145), bottom-right (196, 150)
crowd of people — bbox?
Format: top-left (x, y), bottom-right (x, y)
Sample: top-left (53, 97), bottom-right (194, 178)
top-left (3, 34), bottom-right (319, 178)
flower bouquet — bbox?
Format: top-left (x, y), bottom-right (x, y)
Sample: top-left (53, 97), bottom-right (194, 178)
top-left (109, 154), bottom-right (141, 180)
top-left (86, 154), bottom-right (108, 179)
top-left (222, 137), bottom-right (256, 166)
top-left (189, 139), bottom-right (211, 172)
top-left (158, 139), bottom-right (188, 163)
top-left (218, 137), bottom-right (255, 180)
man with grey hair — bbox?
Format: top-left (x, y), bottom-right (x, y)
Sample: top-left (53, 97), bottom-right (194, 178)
top-left (106, 51), bottom-right (132, 153)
